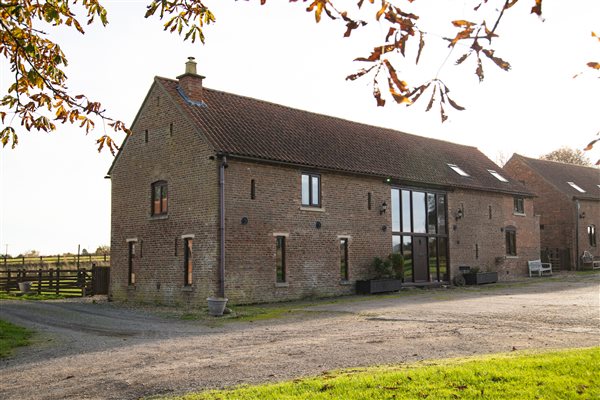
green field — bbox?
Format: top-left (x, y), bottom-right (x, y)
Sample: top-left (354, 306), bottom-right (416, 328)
top-left (0, 320), bottom-right (33, 358)
top-left (162, 347), bottom-right (600, 400)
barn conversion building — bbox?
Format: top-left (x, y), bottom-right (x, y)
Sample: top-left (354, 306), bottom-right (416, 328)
top-left (108, 59), bottom-right (540, 305)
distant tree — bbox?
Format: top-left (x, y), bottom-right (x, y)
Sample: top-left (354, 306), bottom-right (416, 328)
top-left (94, 245), bottom-right (110, 255)
top-left (81, 248), bottom-right (89, 256)
top-left (22, 249), bottom-right (40, 257)
top-left (540, 147), bottom-right (592, 166)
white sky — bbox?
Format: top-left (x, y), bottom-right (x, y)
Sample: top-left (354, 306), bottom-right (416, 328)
top-left (1, 0), bottom-right (598, 256)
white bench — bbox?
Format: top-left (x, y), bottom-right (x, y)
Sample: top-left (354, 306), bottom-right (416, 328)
top-left (528, 259), bottom-right (552, 277)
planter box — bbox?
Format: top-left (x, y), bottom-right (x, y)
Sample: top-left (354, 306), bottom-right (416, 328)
top-left (464, 272), bottom-right (498, 285)
top-left (356, 279), bottom-right (402, 294)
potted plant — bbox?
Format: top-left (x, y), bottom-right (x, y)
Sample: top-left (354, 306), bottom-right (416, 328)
top-left (462, 267), bottom-right (498, 285)
top-left (356, 255), bottom-right (403, 294)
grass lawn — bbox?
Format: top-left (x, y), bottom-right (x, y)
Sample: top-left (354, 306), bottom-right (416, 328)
top-left (161, 347), bottom-right (599, 400)
top-left (0, 319), bottom-right (33, 358)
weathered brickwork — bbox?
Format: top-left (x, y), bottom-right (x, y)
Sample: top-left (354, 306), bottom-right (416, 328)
top-left (504, 157), bottom-right (599, 268)
top-left (109, 69), bottom-right (542, 306)
top-left (447, 190), bottom-right (540, 279)
top-left (110, 82), bottom-right (220, 307)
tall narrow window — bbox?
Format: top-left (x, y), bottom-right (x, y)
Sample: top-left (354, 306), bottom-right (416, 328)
top-left (505, 226), bottom-right (517, 256)
top-left (301, 173), bottom-right (320, 207)
top-left (251, 179), bottom-right (256, 200)
top-left (169, 123), bottom-right (174, 136)
top-left (183, 238), bottom-right (193, 286)
top-left (368, 192), bottom-right (372, 210)
top-left (127, 241), bottom-right (136, 285)
top-left (276, 236), bottom-right (286, 283)
top-left (144, 129), bottom-right (149, 143)
top-left (151, 181), bottom-right (168, 216)
top-left (588, 225), bottom-right (597, 247)
top-left (340, 238), bottom-right (349, 281)
top-left (513, 197), bottom-right (524, 214)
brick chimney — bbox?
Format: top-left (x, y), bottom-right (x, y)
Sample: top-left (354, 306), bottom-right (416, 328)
top-left (177, 57), bottom-right (205, 103)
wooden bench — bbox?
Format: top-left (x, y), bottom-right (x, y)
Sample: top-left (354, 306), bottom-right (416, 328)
top-left (528, 259), bottom-right (552, 277)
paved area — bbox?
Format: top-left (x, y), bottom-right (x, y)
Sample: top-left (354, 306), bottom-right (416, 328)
top-left (1, 273), bottom-right (599, 399)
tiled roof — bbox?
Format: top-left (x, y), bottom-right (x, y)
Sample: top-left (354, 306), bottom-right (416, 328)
top-left (508, 154), bottom-right (600, 201)
top-left (154, 76), bottom-right (531, 195)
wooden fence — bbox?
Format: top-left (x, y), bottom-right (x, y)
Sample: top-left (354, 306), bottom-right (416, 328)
top-left (0, 268), bottom-right (94, 297)
top-left (1, 254), bottom-right (110, 270)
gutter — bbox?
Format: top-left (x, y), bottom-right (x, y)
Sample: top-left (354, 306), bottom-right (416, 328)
top-left (575, 199), bottom-right (580, 270)
top-left (218, 154), bottom-right (228, 298)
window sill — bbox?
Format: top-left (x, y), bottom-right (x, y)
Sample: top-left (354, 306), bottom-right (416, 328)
top-left (513, 212), bottom-right (526, 217)
top-left (505, 256), bottom-right (519, 259)
top-left (300, 206), bottom-right (325, 213)
top-left (339, 280), bottom-right (352, 286)
top-left (149, 214), bottom-right (169, 221)
top-left (181, 286), bottom-right (193, 292)
top-left (275, 282), bottom-right (289, 288)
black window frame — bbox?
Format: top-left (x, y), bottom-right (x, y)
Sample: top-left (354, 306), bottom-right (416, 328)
top-left (340, 238), bottom-right (349, 281)
top-left (127, 241), bottom-right (135, 285)
top-left (505, 226), bottom-right (517, 256)
top-left (276, 236), bottom-right (286, 283)
top-left (151, 181), bottom-right (168, 216)
top-left (513, 197), bottom-right (525, 214)
top-left (301, 173), bottom-right (321, 207)
top-left (183, 238), bottom-right (193, 286)
top-left (588, 225), bottom-right (597, 247)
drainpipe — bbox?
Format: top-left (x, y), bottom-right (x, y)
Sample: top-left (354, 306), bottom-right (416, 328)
top-left (575, 199), bottom-right (580, 271)
top-left (218, 155), bottom-right (228, 298)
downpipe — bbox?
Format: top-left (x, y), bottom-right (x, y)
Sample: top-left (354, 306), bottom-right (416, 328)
top-left (219, 155), bottom-right (228, 298)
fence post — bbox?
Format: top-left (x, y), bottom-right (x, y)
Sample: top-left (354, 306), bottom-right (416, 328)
top-left (55, 268), bottom-right (60, 295)
top-left (6, 269), bottom-right (11, 293)
top-left (21, 256), bottom-right (25, 267)
top-left (57, 254), bottom-right (60, 268)
top-left (38, 268), bottom-right (42, 295)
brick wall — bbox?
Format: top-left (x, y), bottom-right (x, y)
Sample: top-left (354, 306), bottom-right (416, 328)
top-left (447, 189), bottom-right (540, 280)
top-left (110, 81), bottom-right (219, 307)
top-left (503, 158), bottom-right (598, 269)
top-left (577, 199), bottom-right (600, 266)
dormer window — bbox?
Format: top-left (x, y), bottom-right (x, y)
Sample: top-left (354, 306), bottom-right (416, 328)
top-left (567, 181), bottom-right (585, 193)
top-left (447, 164), bottom-right (470, 177)
top-left (488, 169), bottom-right (508, 182)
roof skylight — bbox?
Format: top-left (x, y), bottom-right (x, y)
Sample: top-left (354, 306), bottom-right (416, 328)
top-left (448, 164), bottom-right (470, 177)
top-left (567, 181), bottom-right (586, 193)
top-left (488, 169), bottom-right (509, 182)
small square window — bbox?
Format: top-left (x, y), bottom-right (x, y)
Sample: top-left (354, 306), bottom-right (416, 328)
top-left (513, 197), bottom-right (524, 214)
top-left (301, 173), bottom-right (321, 207)
top-left (447, 164), bottom-right (470, 177)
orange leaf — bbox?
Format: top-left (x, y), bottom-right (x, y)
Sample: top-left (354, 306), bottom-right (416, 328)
top-left (586, 62), bottom-right (600, 70)
top-left (531, 0), bottom-right (542, 16)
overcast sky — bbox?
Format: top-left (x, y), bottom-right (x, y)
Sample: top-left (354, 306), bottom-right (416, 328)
top-left (1, 0), bottom-right (598, 256)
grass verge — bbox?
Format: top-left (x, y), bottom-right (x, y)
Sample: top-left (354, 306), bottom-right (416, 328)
top-left (0, 292), bottom-right (65, 301)
top-left (0, 319), bottom-right (33, 358)
top-left (160, 347), bottom-right (599, 399)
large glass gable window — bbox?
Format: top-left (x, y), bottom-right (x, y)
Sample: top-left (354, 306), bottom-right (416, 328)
top-left (391, 188), bottom-right (448, 283)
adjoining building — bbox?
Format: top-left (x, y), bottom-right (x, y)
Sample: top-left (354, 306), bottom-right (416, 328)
top-left (108, 59), bottom-right (540, 305)
top-left (504, 154), bottom-right (599, 270)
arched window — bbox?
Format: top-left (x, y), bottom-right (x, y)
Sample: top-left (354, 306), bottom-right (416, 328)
top-left (151, 181), bottom-right (168, 216)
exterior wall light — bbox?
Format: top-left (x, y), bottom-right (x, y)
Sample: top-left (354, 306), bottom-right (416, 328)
top-left (579, 212), bottom-right (586, 219)
top-left (455, 209), bottom-right (464, 220)
top-left (379, 201), bottom-right (388, 215)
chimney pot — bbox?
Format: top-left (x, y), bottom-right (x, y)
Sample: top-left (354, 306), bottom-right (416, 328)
top-left (185, 57), bottom-right (197, 75)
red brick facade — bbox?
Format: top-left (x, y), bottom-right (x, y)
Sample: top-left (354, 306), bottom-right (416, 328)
top-left (109, 67), bottom-right (541, 306)
top-left (504, 155), bottom-right (600, 269)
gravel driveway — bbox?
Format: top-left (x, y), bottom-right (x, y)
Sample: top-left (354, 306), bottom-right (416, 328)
top-left (1, 273), bottom-right (599, 400)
